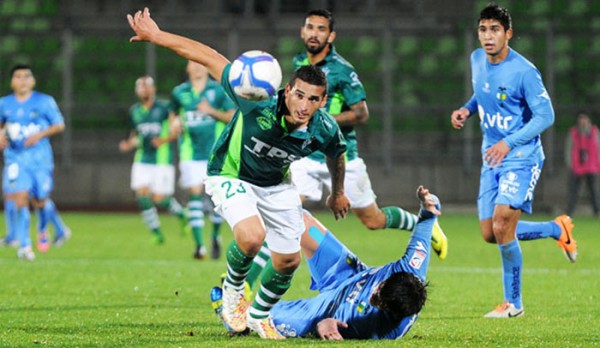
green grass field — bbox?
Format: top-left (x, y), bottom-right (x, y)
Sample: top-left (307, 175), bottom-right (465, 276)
top-left (1, 211), bottom-right (599, 347)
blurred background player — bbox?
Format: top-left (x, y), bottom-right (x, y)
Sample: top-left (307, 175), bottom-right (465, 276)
top-left (128, 7), bottom-right (350, 339)
top-left (246, 9), bottom-right (448, 289)
top-left (565, 112), bottom-right (600, 217)
top-left (169, 60), bottom-right (236, 260)
top-left (213, 185), bottom-right (438, 340)
top-left (0, 64), bottom-right (70, 260)
top-left (119, 75), bottom-right (185, 245)
top-left (450, 4), bottom-right (578, 318)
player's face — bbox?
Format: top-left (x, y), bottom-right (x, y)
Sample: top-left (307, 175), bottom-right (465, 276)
top-left (284, 79), bottom-right (327, 128)
top-left (135, 77), bottom-right (156, 101)
top-left (478, 19), bottom-right (512, 58)
top-left (10, 69), bottom-right (35, 95)
top-left (187, 61), bottom-right (208, 81)
top-left (301, 15), bottom-right (335, 55)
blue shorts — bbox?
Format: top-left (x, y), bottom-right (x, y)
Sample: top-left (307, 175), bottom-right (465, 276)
top-left (307, 231), bottom-right (367, 292)
top-left (2, 163), bottom-right (54, 199)
top-left (478, 160), bottom-right (543, 220)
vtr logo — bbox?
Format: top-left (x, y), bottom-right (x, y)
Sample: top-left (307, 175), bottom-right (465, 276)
top-left (244, 136), bottom-right (301, 163)
top-left (478, 106), bottom-right (513, 130)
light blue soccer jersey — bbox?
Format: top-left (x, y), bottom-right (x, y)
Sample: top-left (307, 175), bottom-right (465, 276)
top-left (271, 218), bottom-right (434, 339)
top-left (463, 48), bottom-right (554, 166)
top-left (0, 91), bottom-right (64, 170)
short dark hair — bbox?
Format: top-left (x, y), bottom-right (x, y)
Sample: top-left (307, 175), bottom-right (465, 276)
top-left (289, 65), bottom-right (328, 95)
top-left (10, 64), bottom-right (33, 78)
top-left (305, 9), bottom-right (335, 32)
top-left (479, 3), bottom-right (512, 31)
top-left (379, 272), bottom-right (428, 318)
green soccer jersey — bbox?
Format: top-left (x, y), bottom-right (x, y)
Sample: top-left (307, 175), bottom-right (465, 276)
top-left (170, 80), bottom-right (236, 161)
top-left (208, 64), bottom-right (347, 187)
top-left (293, 45), bottom-right (366, 163)
top-left (129, 99), bottom-right (174, 165)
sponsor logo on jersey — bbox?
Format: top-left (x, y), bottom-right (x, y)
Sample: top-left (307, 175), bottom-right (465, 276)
top-left (137, 122), bottom-right (162, 136)
top-left (500, 171), bottom-right (520, 197)
top-left (6, 122), bottom-right (42, 141)
top-left (244, 136), bottom-right (301, 163)
top-left (478, 106), bottom-right (514, 130)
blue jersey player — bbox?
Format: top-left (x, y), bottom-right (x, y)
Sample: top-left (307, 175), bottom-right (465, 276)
top-left (450, 4), bottom-right (578, 318)
top-left (0, 64), bottom-right (70, 260)
top-left (212, 185), bottom-right (438, 340)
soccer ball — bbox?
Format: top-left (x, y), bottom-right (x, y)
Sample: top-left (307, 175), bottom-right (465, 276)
top-left (228, 50), bottom-right (282, 101)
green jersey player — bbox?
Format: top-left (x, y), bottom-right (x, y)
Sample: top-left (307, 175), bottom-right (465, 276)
top-left (246, 10), bottom-right (448, 290)
top-left (119, 76), bottom-right (185, 244)
top-left (128, 7), bottom-right (350, 340)
top-left (169, 60), bottom-right (236, 260)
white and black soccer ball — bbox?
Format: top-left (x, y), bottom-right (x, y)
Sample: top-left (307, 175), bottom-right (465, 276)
top-left (228, 50), bottom-right (282, 101)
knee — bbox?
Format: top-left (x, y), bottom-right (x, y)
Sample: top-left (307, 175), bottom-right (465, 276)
top-left (492, 217), bottom-right (511, 239)
top-left (361, 217), bottom-right (384, 230)
top-left (356, 210), bottom-right (385, 230)
top-left (272, 253), bottom-right (301, 274)
top-left (235, 228), bottom-right (266, 256)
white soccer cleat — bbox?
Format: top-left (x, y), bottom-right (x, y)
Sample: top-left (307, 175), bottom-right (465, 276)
top-left (246, 313), bottom-right (285, 340)
top-left (221, 285), bottom-right (249, 332)
top-left (484, 301), bottom-right (524, 318)
top-left (17, 247), bottom-right (35, 261)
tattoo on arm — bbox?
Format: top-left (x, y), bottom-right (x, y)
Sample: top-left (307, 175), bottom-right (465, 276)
top-left (327, 154), bottom-right (346, 196)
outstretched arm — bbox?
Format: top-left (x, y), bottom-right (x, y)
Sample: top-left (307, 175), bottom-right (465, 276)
top-left (127, 8), bottom-right (229, 82)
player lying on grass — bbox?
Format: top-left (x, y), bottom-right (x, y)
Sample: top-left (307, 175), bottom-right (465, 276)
top-left (212, 185), bottom-right (439, 340)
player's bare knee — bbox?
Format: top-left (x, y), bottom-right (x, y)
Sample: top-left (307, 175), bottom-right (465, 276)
top-left (272, 254), bottom-right (301, 274)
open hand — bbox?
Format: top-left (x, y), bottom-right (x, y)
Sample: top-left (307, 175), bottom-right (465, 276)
top-left (127, 7), bottom-right (160, 42)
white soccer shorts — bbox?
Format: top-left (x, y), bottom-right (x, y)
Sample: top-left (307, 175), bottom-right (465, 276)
top-left (290, 157), bottom-right (377, 209)
top-left (130, 163), bottom-right (175, 195)
top-left (205, 176), bottom-right (304, 254)
top-left (179, 160), bottom-right (208, 189)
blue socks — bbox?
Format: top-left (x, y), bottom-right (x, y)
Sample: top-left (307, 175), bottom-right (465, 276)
top-left (36, 200), bottom-right (67, 237)
top-left (515, 221), bottom-right (561, 241)
top-left (16, 206), bottom-right (31, 248)
top-left (4, 200), bottom-right (17, 242)
top-left (499, 239), bottom-right (523, 309)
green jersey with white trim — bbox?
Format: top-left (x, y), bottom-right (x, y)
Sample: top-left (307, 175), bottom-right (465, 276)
top-left (208, 64), bottom-right (347, 187)
top-left (128, 99), bottom-right (174, 164)
top-left (170, 80), bottom-right (236, 161)
top-left (294, 45), bottom-right (366, 163)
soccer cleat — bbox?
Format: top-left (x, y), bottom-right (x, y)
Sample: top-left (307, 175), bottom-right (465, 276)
top-left (220, 273), bottom-right (254, 301)
top-left (431, 220), bottom-right (448, 260)
top-left (193, 245), bottom-right (207, 260)
top-left (210, 287), bottom-right (250, 337)
top-left (17, 247), bottom-right (35, 261)
top-left (221, 285), bottom-right (250, 332)
top-left (211, 237), bottom-right (222, 260)
top-left (53, 227), bottom-right (72, 248)
top-left (0, 237), bottom-right (19, 248)
top-left (37, 231), bottom-right (51, 253)
top-left (554, 214), bottom-right (577, 263)
top-left (151, 233), bottom-right (165, 245)
top-left (484, 301), bottom-right (524, 318)
top-left (246, 313), bottom-right (285, 340)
